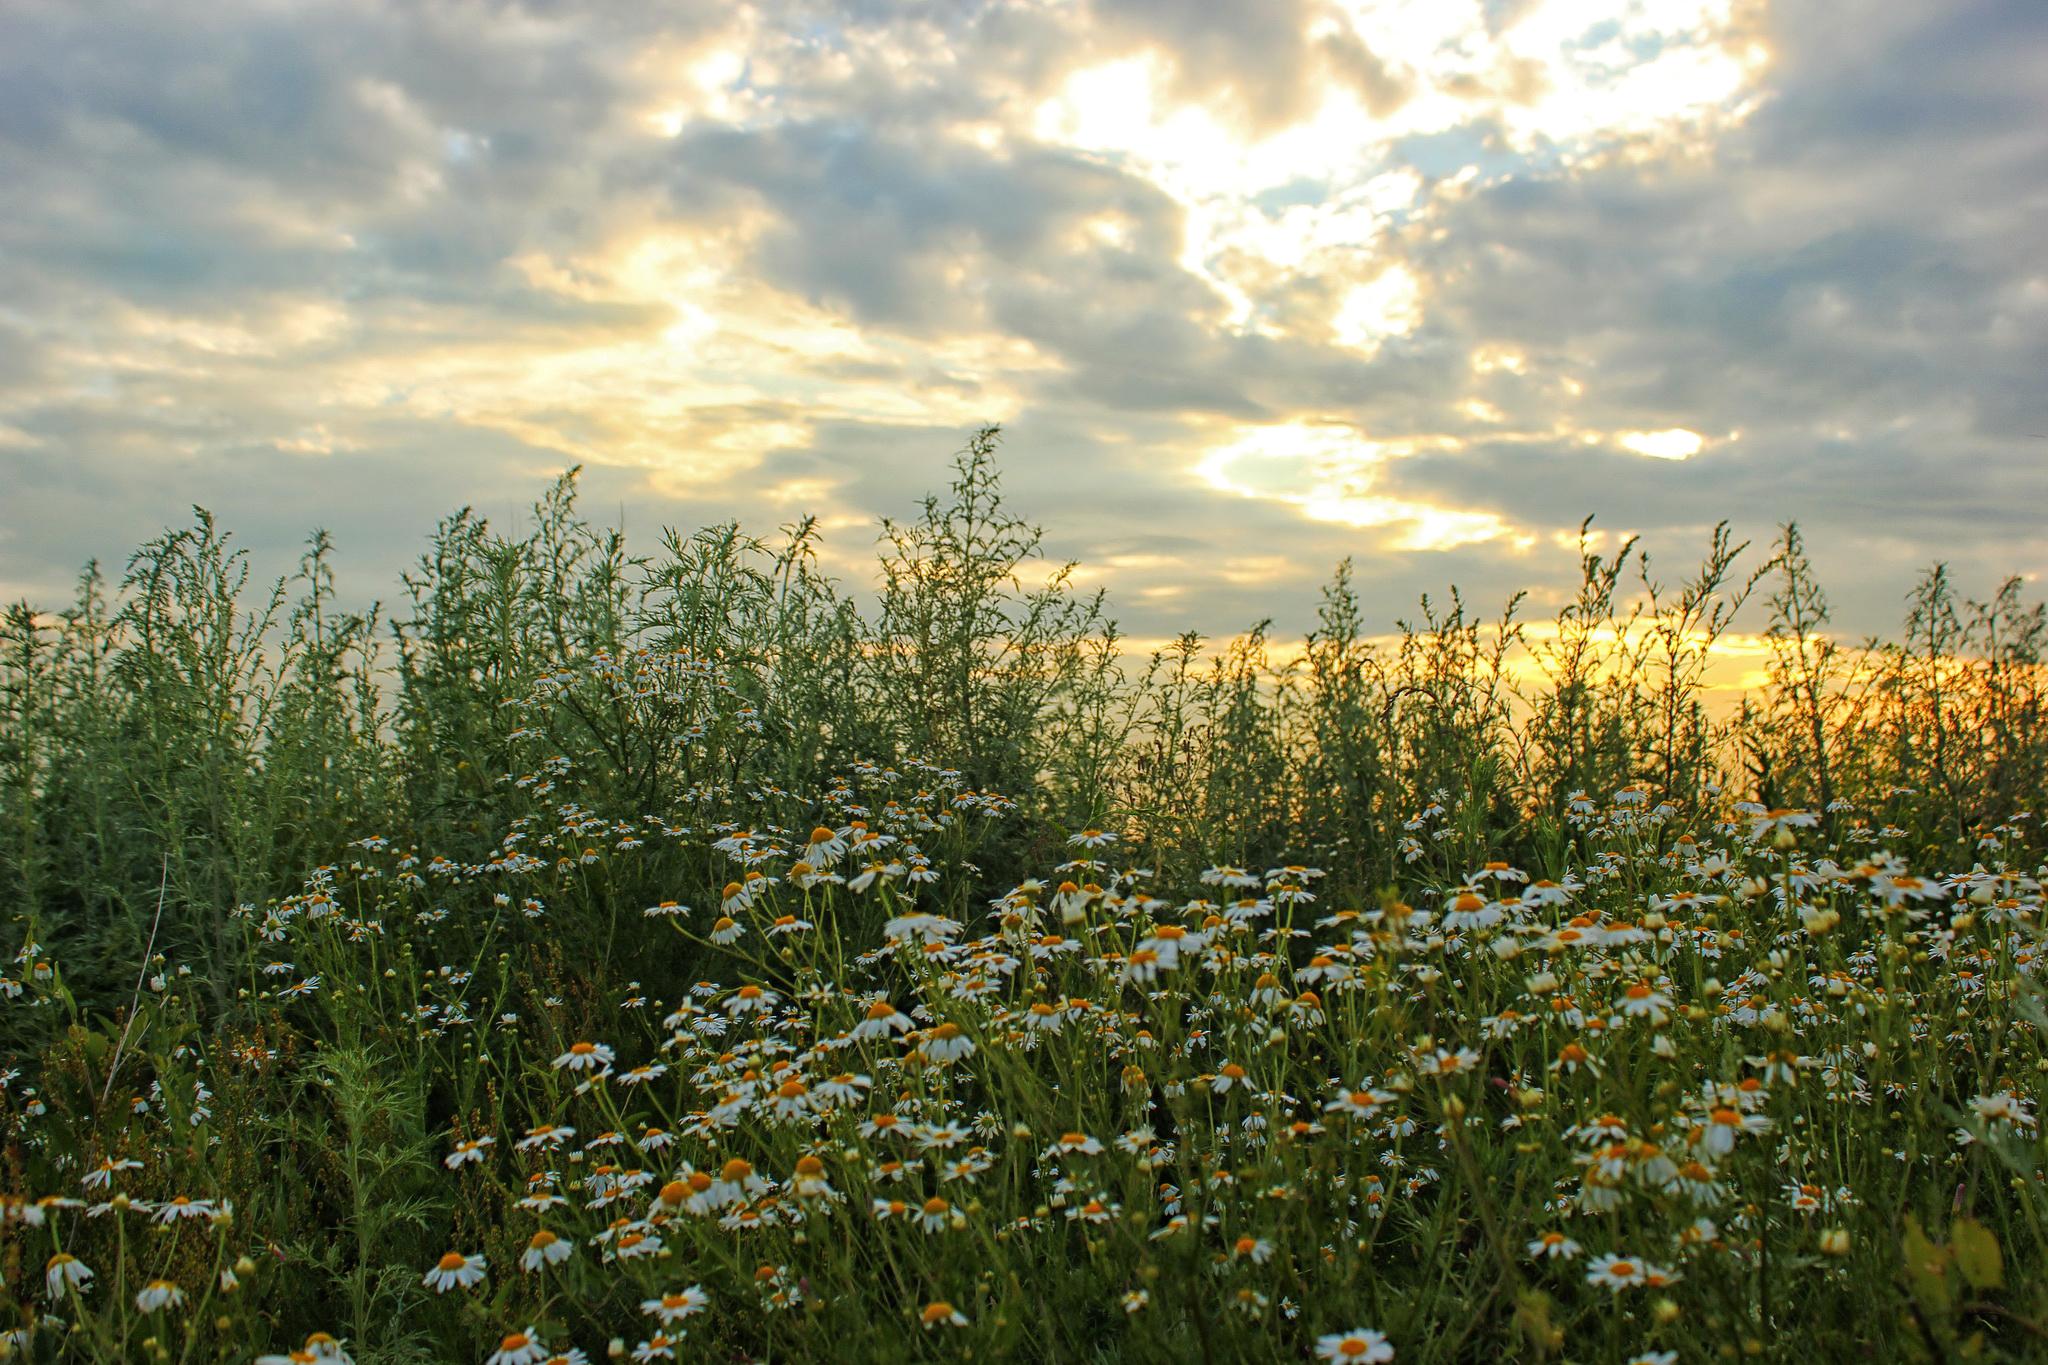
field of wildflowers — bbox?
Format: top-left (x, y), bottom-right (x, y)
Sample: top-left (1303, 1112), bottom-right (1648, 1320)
top-left (2, 430), bottom-right (2046, 1362)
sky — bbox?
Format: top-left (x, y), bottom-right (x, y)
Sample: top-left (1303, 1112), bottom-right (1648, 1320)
top-left (2, 0), bottom-right (2044, 650)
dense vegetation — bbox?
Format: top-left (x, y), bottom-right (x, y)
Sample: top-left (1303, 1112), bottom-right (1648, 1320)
top-left (1, 427), bottom-right (2044, 1362)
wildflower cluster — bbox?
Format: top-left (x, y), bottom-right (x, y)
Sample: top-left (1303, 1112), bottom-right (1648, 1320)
top-left (6, 743), bottom-right (2043, 1361)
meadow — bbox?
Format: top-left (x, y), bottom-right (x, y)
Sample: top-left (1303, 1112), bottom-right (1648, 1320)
top-left (2, 427), bottom-right (2045, 1362)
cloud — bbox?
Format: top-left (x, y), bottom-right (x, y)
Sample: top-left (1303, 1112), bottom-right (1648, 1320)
top-left (1087, 0), bottom-right (1353, 135)
top-left (0, 0), bottom-right (2041, 649)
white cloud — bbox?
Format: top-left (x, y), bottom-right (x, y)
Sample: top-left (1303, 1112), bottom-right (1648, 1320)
top-left (1616, 428), bottom-right (1705, 460)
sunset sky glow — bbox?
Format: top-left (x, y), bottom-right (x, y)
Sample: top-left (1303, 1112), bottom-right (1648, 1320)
top-left (2, 0), bottom-right (2044, 641)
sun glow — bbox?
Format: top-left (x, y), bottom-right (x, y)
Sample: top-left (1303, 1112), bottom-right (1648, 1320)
top-left (1196, 422), bottom-right (1507, 550)
top-left (1617, 428), bottom-right (1706, 460)
top-left (1331, 266), bottom-right (1424, 353)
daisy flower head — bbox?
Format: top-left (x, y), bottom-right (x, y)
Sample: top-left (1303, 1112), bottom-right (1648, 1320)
top-left (1527, 1231), bottom-right (1581, 1260)
top-left (1122, 948), bottom-right (1163, 984)
top-left (1748, 807), bottom-right (1819, 842)
top-left (154, 1194), bottom-right (218, 1223)
top-left (1585, 1254), bottom-right (1647, 1290)
top-left (1325, 1085), bottom-right (1396, 1120)
top-left (725, 984), bottom-right (779, 1016)
top-left (790, 1154), bottom-right (840, 1199)
top-left (707, 1157), bottom-right (768, 1209)
top-left (1971, 1092), bottom-right (2037, 1130)
top-left (255, 1334), bottom-right (356, 1365)
top-left (1694, 1105), bottom-right (1770, 1157)
top-left (423, 1251), bottom-right (487, 1293)
top-left (517, 1124), bottom-right (576, 1152)
top-left (486, 1328), bottom-right (549, 1365)
top-left (1419, 1047), bottom-right (1480, 1078)
top-left (520, 1230), bottom-right (574, 1272)
top-left (852, 998), bottom-right (914, 1040)
top-left (446, 1135), bottom-right (495, 1168)
top-left (45, 1251), bottom-right (93, 1299)
top-left (81, 1155), bottom-right (143, 1190)
top-left (917, 1195), bottom-right (959, 1233)
top-left (1232, 1236), bottom-right (1275, 1264)
top-left (642, 1286), bottom-right (709, 1325)
top-left (1315, 1327), bottom-right (1394, 1361)
top-left (1045, 1130), bottom-right (1104, 1157)
top-left (804, 825), bottom-right (849, 866)
top-left (921, 1021), bottom-right (976, 1064)
top-left (921, 1301), bottom-right (969, 1329)
top-left (1211, 1062), bottom-right (1251, 1093)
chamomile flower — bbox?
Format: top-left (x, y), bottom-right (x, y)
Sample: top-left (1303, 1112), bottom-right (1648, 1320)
top-left (520, 1230), bottom-right (575, 1272)
top-left (1211, 1062), bottom-right (1251, 1093)
top-left (1045, 1130), bottom-right (1104, 1157)
top-left (1693, 1105), bottom-right (1770, 1157)
top-left (1232, 1236), bottom-right (1275, 1264)
top-left (1584, 1254), bottom-right (1648, 1290)
top-left (485, 1328), bottom-right (549, 1365)
top-left (153, 1194), bottom-right (219, 1223)
top-left (422, 1251), bottom-right (487, 1293)
top-left (255, 1334), bottom-right (355, 1365)
top-left (641, 1286), bottom-right (710, 1325)
top-left (920, 1022), bottom-right (976, 1064)
top-left (44, 1252), bottom-right (92, 1298)
top-left (81, 1156), bottom-right (143, 1190)
top-left (1315, 1327), bottom-right (1394, 1361)
top-left (852, 999), bottom-right (914, 1039)
top-left (916, 1196), bottom-right (960, 1233)
top-left (446, 1135), bottom-right (495, 1168)
top-left (1326, 1085), bottom-right (1396, 1120)
top-left (725, 984), bottom-right (778, 1016)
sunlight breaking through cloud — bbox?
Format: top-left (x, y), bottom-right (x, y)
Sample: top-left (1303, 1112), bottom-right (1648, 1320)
top-left (0, 0), bottom-right (2041, 641)
top-left (1195, 422), bottom-right (1513, 551)
top-left (1617, 428), bottom-right (1707, 460)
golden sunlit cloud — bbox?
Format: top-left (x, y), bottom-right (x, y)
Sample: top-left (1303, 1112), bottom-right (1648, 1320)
top-left (31, 0), bottom-right (1989, 645)
top-left (1196, 422), bottom-right (1512, 551)
top-left (23, 0), bottom-right (1773, 535)
top-left (1331, 266), bottom-right (1423, 354)
top-left (1617, 428), bottom-right (1706, 460)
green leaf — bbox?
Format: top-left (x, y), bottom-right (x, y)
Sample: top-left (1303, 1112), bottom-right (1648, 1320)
top-left (1950, 1217), bottom-right (2003, 1292)
top-left (1903, 1214), bottom-right (1953, 1316)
